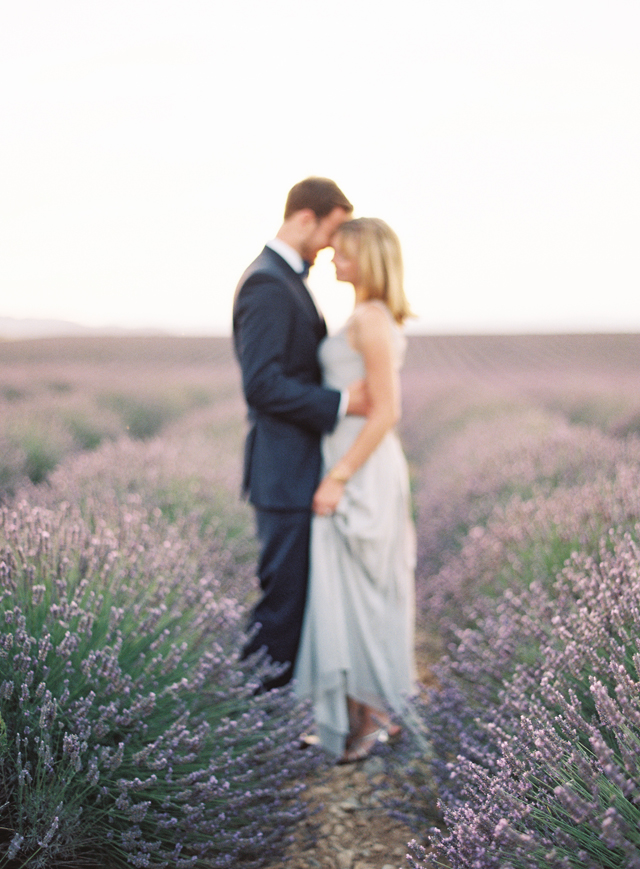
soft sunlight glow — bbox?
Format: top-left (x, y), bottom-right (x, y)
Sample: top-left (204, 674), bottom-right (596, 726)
top-left (1, 1), bottom-right (638, 335)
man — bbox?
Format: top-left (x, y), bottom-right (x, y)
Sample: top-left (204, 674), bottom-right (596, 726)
top-left (233, 177), bottom-right (364, 689)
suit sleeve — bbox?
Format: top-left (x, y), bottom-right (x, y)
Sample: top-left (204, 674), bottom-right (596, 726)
top-left (234, 275), bottom-right (341, 433)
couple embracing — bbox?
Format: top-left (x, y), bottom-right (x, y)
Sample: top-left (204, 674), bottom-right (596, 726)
top-left (233, 178), bottom-right (416, 764)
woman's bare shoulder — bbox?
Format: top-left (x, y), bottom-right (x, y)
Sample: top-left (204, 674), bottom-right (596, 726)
top-left (350, 300), bottom-right (393, 327)
top-left (348, 302), bottom-right (395, 351)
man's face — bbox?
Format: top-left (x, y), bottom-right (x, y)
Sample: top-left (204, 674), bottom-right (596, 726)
top-left (300, 207), bottom-right (351, 265)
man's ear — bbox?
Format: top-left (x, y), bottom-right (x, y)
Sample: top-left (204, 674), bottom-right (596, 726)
top-left (296, 208), bottom-right (317, 228)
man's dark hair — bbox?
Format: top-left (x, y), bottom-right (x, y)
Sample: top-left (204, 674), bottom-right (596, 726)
top-left (284, 177), bottom-right (353, 220)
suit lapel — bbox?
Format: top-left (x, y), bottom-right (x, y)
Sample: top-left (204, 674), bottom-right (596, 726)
top-left (294, 275), bottom-right (326, 336)
top-left (264, 247), bottom-right (327, 335)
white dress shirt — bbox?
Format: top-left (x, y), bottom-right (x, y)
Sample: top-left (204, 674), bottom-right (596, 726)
top-left (266, 238), bottom-right (305, 274)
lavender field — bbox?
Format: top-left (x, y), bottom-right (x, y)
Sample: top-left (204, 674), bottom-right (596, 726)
top-left (2, 332), bottom-right (640, 868)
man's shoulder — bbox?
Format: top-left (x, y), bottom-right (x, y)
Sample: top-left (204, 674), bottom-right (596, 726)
top-left (238, 246), bottom-right (292, 288)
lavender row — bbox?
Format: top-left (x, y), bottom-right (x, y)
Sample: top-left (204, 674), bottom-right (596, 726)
top-left (0, 336), bottom-right (239, 495)
top-left (415, 414), bottom-right (640, 633)
top-left (408, 531), bottom-right (640, 868)
top-left (397, 367), bottom-right (640, 865)
top-left (0, 414), bottom-right (322, 866)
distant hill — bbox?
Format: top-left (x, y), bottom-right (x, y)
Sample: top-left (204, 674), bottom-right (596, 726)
top-left (0, 317), bottom-right (167, 340)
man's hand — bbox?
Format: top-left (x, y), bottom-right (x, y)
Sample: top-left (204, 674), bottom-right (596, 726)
top-left (346, 379), bottom-right (369, 416)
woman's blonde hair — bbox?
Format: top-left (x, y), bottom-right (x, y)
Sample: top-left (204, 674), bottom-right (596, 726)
top-left (334, 217), bottom-right (413, 324)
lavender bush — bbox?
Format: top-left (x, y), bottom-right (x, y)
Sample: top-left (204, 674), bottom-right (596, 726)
top-left (400, 420), bottom-right (640, 864)
top-left (395, 337), bottom-right (640, 867)
top-left (409, 531), bottom-right (640, 868)
top-left (0, 336), bottom-right (238, 496)
top-left (422, 455), bottom-right (640, 637)
top-left (411, 411), bottom-right (640, 583)
top-left (16, 397), bottom-right (255, 604)
top-left (0, 379), bottom-right (316, 868)
top-left (0, 497), bottom-right (319, 868)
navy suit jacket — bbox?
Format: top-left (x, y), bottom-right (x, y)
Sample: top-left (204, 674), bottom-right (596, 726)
top-left (233, 246), bottom-right (342, 510)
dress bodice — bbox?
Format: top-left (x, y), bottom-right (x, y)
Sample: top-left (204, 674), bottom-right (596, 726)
top-left (318, 302), bottom-right (406, 391)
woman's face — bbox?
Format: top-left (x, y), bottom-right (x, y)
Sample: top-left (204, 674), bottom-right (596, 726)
top-left (331, 238), bottom-right (359, 286)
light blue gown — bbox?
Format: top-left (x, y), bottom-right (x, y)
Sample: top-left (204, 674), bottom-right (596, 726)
top-left (294, 302), bottom-right (416, 756)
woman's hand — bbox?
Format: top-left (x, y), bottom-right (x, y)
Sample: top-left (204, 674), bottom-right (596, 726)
top-left (312, 476), bottom-right (345, 516)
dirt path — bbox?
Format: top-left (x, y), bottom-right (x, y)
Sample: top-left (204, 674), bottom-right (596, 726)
top-left (281, 754), bottom-right (421, 869)
top-left (278, 640), bottom-right (439, 869)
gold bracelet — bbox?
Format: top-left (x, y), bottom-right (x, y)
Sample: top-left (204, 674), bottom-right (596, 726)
top-left (328, 469), bottom-right (349, 483)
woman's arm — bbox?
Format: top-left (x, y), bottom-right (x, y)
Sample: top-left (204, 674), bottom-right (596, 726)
top-left (312, 303), bottom-right (400, 515)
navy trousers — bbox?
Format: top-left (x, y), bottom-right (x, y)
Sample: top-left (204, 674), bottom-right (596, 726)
top-left (243, 508), bottom-right (311, 689)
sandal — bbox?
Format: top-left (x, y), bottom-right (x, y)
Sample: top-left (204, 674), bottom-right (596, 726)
top-left (371, 715), bottom-right (403, 745)
top-left (338, 727), bottom-right (387, 764)
top-left (379, 723), bottom-right (403, 745)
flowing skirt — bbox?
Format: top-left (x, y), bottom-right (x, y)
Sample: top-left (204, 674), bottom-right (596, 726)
top-left (294, 423), bottom-right (416, 756)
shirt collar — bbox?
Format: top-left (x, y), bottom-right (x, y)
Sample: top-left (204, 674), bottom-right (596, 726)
top-left (266, 238), bottom-right (305, 275)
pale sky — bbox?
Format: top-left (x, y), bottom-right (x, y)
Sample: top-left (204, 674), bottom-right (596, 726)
top-left (1, 1), bottom-right (638, 335)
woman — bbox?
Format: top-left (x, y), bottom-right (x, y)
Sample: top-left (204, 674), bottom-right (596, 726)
top-left (294, 217), bottom-right (416, 763)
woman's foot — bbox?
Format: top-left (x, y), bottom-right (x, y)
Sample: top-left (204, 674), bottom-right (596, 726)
top-left (338, 727), bottom-right (387, 764)
top-left (376, 722), bottom-right (403, 744)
